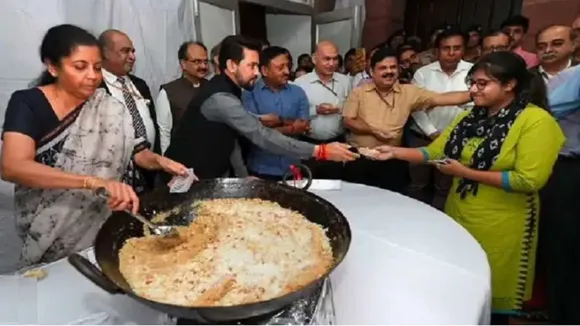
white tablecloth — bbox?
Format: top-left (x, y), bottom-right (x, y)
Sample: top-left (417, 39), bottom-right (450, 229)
top-left (0, 182), bottom-right (491, 324)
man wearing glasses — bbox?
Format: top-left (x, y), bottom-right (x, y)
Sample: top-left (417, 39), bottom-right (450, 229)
top-left (481, 30), bottom-right (511, 56)
top-left (155, 41), bottom-right (209, 153)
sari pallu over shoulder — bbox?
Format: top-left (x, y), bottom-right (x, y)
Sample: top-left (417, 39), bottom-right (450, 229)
top-left (15, 89), bottom-right (137, 267)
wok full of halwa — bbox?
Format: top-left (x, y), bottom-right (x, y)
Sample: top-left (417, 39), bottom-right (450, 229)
top-left (118, 198), bottom-right (334, 307)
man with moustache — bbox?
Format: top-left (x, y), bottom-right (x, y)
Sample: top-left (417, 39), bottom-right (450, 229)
top-left (342, 47), bottom-right (472, 193)
top-left (408, 27), bottom-right (473, 209)
top-left (481, 30), bottom-right (511, 56)
top-left (163, 35), bottom-right (357, 180)
top-left (155, 41), bottom-right (209, 154)
top-left (98, 29), bottom-right (161, 193)
top-left (242, 46), bottom-right (310, 181)
top-left (531, 25), bottom-right (577, 84)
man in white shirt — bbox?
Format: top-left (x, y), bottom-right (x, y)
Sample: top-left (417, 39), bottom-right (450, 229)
top-left (156, 41), bottom-right (208, 154)
top-left (531, 25), bottom-right (576, 84)
top-left (294, 40), bottom-right (352, 179)
top-left (408, 27), bottom-right (473, 210)
top-left (98, 29), bottom-right (160, 192)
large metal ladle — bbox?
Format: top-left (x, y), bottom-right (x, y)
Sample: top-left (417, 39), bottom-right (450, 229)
top-left (95, 187), bottom-right (179, 238)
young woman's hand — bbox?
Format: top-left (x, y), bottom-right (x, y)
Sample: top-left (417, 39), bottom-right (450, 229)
top-left (433, 159), bottom-right (471, 178)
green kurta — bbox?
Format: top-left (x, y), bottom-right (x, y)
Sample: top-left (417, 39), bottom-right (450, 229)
top-left (421, 104), bottom-right (565, 312)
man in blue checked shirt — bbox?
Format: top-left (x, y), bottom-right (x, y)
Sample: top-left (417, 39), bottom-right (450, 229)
top-left (242, 46), bottom-right (311, 180)
top-left (541, 63), bottom-right (580, 325)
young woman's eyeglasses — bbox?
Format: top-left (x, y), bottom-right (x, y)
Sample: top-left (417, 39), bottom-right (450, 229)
top-left (466, 79), bottom-right (490, 90)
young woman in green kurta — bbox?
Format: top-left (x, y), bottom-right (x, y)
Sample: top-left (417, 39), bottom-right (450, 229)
top-left (373, 52), bottom-right (565, 314)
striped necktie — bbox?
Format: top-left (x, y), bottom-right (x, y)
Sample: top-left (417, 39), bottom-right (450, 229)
top-left (117, 77), bottom-right (147, 140)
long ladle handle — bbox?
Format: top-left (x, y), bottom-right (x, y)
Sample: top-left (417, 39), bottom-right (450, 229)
top-left (94, 187), bottom-right (157, 229)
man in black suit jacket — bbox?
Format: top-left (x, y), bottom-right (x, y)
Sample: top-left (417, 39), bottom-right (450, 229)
top-left (98, 29), bottom-right (161, 192)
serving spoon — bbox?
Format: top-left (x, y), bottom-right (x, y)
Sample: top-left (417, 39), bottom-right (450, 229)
top-left (95, 187), bottom-right (180, 238)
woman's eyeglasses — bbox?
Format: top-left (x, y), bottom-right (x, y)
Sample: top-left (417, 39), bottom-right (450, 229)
top-left (466, 79), bottom-right (490, 90)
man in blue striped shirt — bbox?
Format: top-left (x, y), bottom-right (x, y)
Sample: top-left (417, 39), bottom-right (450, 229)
top-left (541, 63), bottom-right (580, 325)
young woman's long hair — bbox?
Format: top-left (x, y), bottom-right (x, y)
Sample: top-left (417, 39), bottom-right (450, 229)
top-left (467, 51), bottom-right (550, 112)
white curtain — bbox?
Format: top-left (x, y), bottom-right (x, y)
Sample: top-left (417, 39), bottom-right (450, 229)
top-left (0, 0), bottom-right (197, 273)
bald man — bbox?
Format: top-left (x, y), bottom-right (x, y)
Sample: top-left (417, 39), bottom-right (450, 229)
top-left (293, 41), bottom-right (352, 179)
top-left (532, 25), bottom-right (577, 84)
top-left (98, 29), bottom-right (161, 193)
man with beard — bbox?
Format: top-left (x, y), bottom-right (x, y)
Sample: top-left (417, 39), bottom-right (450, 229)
top-left (397, 44), bottom-right (420, 84)
top-left (98, 29), bottom-right (161, 193)
top-left (163, 35), bottom-right (357, 180)
top-left (531, 25), bottom-right (576, 84)
top-left (408, 27), bottom-right (473, 209)
top-left (155, 41), bottom-right (209, 154)
top-left (242, 46), bottom-right (310, 181)
top-left (342, 47), bottom-right (471, 193)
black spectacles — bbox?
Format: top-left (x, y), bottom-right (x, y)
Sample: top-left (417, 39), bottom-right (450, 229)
top-left (483, 46), bottom-right (508, 53)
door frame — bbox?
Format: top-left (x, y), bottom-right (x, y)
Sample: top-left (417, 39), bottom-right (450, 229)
top-left (311, 6), bottom-right (362, 51)
top-left (241, 0), bottom-right (314, 15)
top-left (193, 0), bottom-right (241, 42)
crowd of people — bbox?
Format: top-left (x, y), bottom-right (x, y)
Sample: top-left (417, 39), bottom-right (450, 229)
top-left (1, 11), bottom-right (580, 325)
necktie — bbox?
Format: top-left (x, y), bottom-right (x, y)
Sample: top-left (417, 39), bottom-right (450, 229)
top-left (117, 77), bottom-right (147, 140)
top-left (117, 77), bottom-right (147, 192)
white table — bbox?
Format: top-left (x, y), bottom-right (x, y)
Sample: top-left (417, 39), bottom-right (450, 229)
top-left (0, 182), bottom-right (491, 325)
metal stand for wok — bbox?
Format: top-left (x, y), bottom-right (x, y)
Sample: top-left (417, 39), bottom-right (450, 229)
top-left (174, 278), bottom-right (336, 325)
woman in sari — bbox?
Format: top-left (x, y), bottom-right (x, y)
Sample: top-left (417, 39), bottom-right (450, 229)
top-left (1, 24), bottom-right (187, 267)
top-left (371, 52), bottom-right (565, 317)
